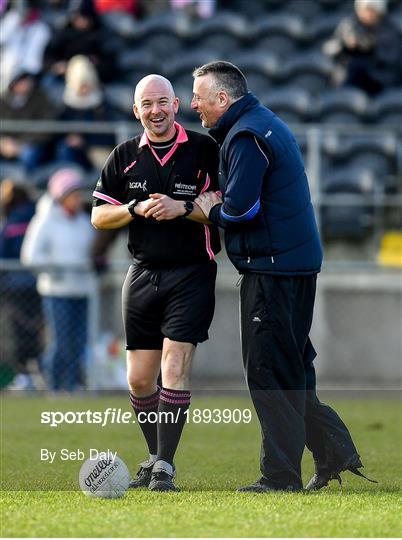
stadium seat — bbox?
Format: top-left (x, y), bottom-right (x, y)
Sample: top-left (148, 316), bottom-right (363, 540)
top-left (192, 11), bottom-right (250, 42)
top-left (317, 88), bottom-right (369, 124)
top-left (191, 11), bottom-right (248, 54)
top-left (195, 34), bottom-right (243, 56)
top-left (165, 49), bottom-right (220, 87)
top-left (322, 132), bottom-right (398, 189)
top-left (281, 0), bottom-right (322, 21)
top-left (228, 50), bottom-right (280, 94)
top-left (318, 0), bottom-right (354, 16)
top-left (117, 48), bottom-right (155, 73)
top-left (317, 0), bottom-right (346, 9)
top-left (255, 35), bottom-right (299, 60)
top-left (225, 0), bottom-right (274, 19)
top-left (127, 11), bottom-right (192, 58)
top-left (104, 83), bottom-right (136, 117)
top-left (192, 11), bottom-right (248, 40)
top-left (306, 13), bottom-right (345, 48)
top-left (283, 52), bottom-right (334, 94)
top-left (323, 132), bottom-right (397, 161)
top-left (260, 88), bottom-right (313, 123)
top-left (373, 89), bottom-right (402, 125)
top-left (136, 11), bottom-right (192, 40)
top-left (100, 12), bottom-right (138, 40)
top-left (378, 231), bottom-right (402, 267)
top-left (320, 166), bottom-right (378, 239)
top-left (254, 13), bottom-right (304, 39)
top-left (344, 135), bottom-right (397, 182)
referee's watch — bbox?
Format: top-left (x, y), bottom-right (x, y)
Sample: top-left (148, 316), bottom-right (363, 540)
top-left (127, 199), bottom-right (137, 218)
top-left (183, 201), bottom-right (194, 217)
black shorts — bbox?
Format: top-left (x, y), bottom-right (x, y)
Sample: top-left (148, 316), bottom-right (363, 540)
top-left (122, 261), bottom-right (217, 350)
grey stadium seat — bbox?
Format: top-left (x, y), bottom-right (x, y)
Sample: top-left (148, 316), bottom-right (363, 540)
top-left (191, 11), bottom-right (248, 55)
top-left (317, 88), bottom-right (369, 124)
top-left (320, 165), bottom-right (378, 239)
top-left (284, 52), bottom-right (334, 95)
top-left (164, 49), bottom-right (220, 87)
top-left (228, 50), bottom-right (280, 94)
top-left (372, 89), bottom-right (402, 126)
top-left (104, 83), bottom-right (135, 118)
top-left (260, 87), bottom-right (313, 123)
top-left (254, 14), bottom-right (304, 58)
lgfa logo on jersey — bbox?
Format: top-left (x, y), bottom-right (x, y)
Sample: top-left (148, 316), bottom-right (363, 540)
top-left (129, 179), bottom-right (148, 192)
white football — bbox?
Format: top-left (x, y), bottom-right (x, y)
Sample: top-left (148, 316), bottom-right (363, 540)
top-left (79, 454), bottom-right (130, 499)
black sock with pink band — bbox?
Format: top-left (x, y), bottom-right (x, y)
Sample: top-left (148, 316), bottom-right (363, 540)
top-left (129, 387), bottom-right (160, 456)
top-left (157, 387), bottom-right (191, 465)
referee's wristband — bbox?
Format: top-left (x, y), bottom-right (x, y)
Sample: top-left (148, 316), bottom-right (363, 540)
top-left (127, 199), bottom-right (137, 218)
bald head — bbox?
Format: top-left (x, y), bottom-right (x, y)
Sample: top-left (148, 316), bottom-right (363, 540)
top-left (133, 74), bottom-right (179, 142)
top-left (134, 74), bottom-right (175, 105)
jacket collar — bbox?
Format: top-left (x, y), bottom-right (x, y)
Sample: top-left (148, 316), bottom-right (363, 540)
top-left (209, 92), bottom-right (260, 145)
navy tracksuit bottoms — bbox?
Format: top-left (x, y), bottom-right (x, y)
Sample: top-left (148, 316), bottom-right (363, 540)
top-left (240, 273), bottom-right (361, 489)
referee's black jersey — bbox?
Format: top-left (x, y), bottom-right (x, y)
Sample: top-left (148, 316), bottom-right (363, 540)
top-left (93, 122), bottom-right (221, 267)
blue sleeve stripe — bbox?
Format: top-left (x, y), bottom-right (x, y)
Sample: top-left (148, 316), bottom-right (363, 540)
top-left (220, 198), bottom-right (260, 222)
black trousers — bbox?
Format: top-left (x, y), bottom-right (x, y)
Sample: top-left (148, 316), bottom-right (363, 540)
top-left (240, 273), bottom-right (361, 489)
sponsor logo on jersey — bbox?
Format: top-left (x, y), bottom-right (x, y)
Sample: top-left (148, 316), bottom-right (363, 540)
top-left (123, 160), bottom-right (137, 173)
top-left (173, 182), bottom-right (197, 197)
top-left (129, 180), bottom-right (148, 192)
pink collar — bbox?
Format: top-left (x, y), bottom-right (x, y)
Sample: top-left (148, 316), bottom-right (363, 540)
top-left (139, 122), bottom-right (188, 166)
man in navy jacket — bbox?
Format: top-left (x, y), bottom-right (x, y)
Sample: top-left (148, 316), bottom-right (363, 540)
top-left (193, 61), bottom-right (372, 492)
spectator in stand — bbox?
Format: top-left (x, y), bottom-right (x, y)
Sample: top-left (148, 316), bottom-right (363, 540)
top-left (55, 55), bottom-right (117, 171)
top-left (21, 168), bottom-right (96, 392)
top-left (0, 179), bottom-right (43, 389)
top-left (43, 0), bottom-right (116, 84)
top-left (323, 0), bottom-right (402, 95)
top-left (0, 0), bottom-right (51, 93)
top-left (0, 71), bottom-right (58, 173)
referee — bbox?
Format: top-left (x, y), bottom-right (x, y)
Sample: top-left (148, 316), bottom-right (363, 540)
top-left (193, 62), bottom-right (375, 492)
top-left (91, 75), bottom-right (221, 492)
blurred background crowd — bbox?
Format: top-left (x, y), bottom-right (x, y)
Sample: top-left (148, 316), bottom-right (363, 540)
top-left (1, 0), bottom-right (401, 392)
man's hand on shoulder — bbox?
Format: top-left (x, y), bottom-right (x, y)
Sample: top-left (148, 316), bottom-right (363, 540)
top-left (195, 191), bottom-right (222, 218)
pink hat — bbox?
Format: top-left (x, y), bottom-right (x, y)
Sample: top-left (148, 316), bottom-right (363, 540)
top-left (48, 168), bottom-right (83, 201)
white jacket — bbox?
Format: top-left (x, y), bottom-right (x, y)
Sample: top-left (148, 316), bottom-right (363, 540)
top-left (21, 195), bottom-right (96, 297)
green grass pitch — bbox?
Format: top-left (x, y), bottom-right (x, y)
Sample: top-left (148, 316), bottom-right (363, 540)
top-left (1, 394), bottom-right (401, 537)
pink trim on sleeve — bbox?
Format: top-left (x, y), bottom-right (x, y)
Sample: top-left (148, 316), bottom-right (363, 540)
top-left (92, 191), bottom-right (123, 206)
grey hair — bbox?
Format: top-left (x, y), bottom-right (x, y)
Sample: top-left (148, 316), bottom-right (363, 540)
top-left (192, 61), bottom-right (248, 100)
top-left (355, 0), bottom-right (387, 14)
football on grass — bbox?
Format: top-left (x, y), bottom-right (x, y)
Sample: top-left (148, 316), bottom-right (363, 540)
top-left (79, 454), bottom-right (130, 499)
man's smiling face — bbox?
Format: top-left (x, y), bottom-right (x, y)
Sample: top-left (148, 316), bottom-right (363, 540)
top-left (191, 73), bottom-right (224, 129)
top-left (133, 78), bottom-right (179, 142)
